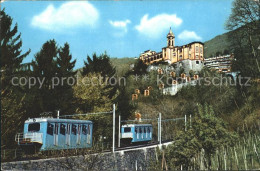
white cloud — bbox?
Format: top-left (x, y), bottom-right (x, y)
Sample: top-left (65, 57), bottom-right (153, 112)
top-left (109, 19), bottom-right (131, 37)
top-left (31, 2), bottom-right (99, 32)
top-left (109, 19), bottom-right (131, 29)
top-left (178, 30), bottom-right (202, 41)
top-left (135, 14), bottom-right (182, 38)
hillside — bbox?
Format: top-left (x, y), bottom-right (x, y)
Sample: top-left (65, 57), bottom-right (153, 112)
top-left (110, 57), bottom-right (136, 76)
top-left (204, 31), bottom-right (232, 58)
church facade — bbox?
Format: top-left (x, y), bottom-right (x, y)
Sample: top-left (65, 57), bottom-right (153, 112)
top-left (139, 28), bottom-right (204, 66)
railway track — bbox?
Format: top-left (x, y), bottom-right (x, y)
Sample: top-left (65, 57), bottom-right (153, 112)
top-left (2, 139), bottom-right (174, 163)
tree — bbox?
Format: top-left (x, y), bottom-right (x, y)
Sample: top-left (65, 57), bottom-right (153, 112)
top-left (223, 49), bottom-right (230, 55)
top-left (31, 39), bottom-right (59, 112)
top-left (0, 9), bottom-right (30, 92)
top-left (166, 104), bottom-right (237, 170)
top-left (216, 51), bottom-right (222, 56)
top-left (56, 43), bottom-right (76, 114)
top-left (0, 10), bottom-right (30, 149)
top-left (82, 52), bottom-right (116, 78)
top-left (57, 43), bottom-right (76, 77)
top-left (72, 73), bottom-right (118, 142)
top-left (226, 0), bottom-right (260, 76)
top-left (82, 52), bottom-right (117, 98)
top-left (126, 59), bottom-right (148, 76)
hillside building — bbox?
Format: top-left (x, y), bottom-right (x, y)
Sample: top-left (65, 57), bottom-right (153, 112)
top-left (139, 28), bottom-right (204, 71)
top-left (204, 54), bottom-right (234, 73)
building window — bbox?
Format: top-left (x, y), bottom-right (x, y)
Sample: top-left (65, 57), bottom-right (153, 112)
top-left (196, 55), bottom-right (199, 59)
top-left (189, 54), bottom-right (191, 58)
top-left (179, 55), bottom-right (182, 60)
top-left (196, 46), bottom-right (199, 53)
top-left (196, 61), bottom-right (199, 64)
top-left (200, 47), bottom-right (203, 53)
top-left (173, 53), bottom-right (176, 56)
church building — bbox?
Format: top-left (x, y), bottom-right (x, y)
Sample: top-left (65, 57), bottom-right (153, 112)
top-left (139, 28), bottom-right (204, 66)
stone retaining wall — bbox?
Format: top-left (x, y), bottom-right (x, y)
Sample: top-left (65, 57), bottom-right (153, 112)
top-left (1, 148), bottom-right (157, 170)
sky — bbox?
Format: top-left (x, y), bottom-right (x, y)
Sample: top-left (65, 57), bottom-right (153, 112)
top-left (2, 0), bottom-right (233, 69)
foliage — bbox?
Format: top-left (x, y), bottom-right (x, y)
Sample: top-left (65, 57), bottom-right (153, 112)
top-left (226, 0), bottom-right (260, 78)
top-left (82, 52), bottom-right (118, 99)
top-left (126, 58), bottom-right (148, 76)
top-left (72, 73), bottom-right (118, 142)
top-left (110, 57), bottom-right (136, 77)
top-left (1, 90), bottom-right (27, 149)
top-left (0, 9), bottom-right (30, 91)
top-left (165, 104), bottom-right (238, 170)
top-left (82, 52), bottom-right (116, 78)
top-left (0, 9), bottom-right (30, 149)
top-left (31, 39), bottom-right (59, 112)
top-left (56, 43), bottom-right (76, 114)
top-left (204, 32), bottom-right (231, 58)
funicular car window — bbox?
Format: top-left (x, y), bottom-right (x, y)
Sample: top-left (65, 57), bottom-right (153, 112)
top-left (47, 123), bottom-right (54, 135)
top-left (124, 127), bottom-right (131, 132)
top-left (28, 123), bottom-right (40, 132)
top-left (135, 127), bottom-right (138, 133)
top-left (60, 124), bottom-right (66, 135)
top-left (72, 124), bottom-right (77, 135)
top-left (140, 127), bottom-right (142, 133)
top-left (147, 127), bottom-right (150, 133)
top-left (82, 125), bottom-right (87, 135)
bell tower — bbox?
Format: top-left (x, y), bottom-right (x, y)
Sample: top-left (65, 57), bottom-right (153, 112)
top-left (167, 27), bottom-right (175, 48)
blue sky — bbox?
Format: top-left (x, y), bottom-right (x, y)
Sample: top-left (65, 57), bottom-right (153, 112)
top-left (2, 0), bottom-right (233, 69)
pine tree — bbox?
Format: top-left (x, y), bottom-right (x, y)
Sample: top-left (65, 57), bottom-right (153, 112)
top-left (0, 9), bottom-right (30, 149)
top-left (0, 9), bottom-right (30, 92)
top-left (82, 52), bottom-right (116, 78)
top-left (31, 39), bottom-right (59, 113)
top-left (57, 43), bottom-right (76, 77)
top-left (82, 52), bottom-right (117, 98)
top-left (56, 43), bottom-right (76, 114)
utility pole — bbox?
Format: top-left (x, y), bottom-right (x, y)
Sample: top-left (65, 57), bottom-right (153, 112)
top-left (112, 104), bottom-right (115, 153)
top-left (118, 115), bottom-right (121, 147)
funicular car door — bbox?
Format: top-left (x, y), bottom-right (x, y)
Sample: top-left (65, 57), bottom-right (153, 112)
top-left (66, 124), bottom-right (71, 146)
top-left (54, 123), bottom-right (59, 146)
